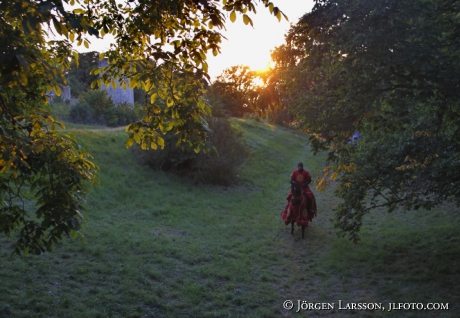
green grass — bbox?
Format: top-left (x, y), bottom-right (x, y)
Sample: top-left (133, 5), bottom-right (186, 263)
top-left (0, 119), bottom-right (459, 317)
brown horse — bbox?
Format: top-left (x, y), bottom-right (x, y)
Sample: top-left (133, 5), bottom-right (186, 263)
top-left (281, 183), bottom-right (311, 238)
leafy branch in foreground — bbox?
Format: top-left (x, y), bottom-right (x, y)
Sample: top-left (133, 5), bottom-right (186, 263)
top-left (1, 0), bottom-right (286, 254)
top-left (0, 31), bottom-right (98, 255)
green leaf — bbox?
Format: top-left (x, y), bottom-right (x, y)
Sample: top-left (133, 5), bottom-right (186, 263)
top-left (70, 230), bottom-right (78, 239)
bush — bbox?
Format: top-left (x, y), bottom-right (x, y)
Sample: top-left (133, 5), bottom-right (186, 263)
top-left (105, 102), bottom-right (139, 127)
top-left (68, 90), bottom-right (139, 126)
top-left (274, 107), bottom-right (295, 126)
top-left (243, 112), bottom-right (264, 122)
top-left (133, 117), bottom-right (249, 185)
top-left (49, 97), bottom-right (71, 121)
top-left (69, 102), bottom-right (95, 124)
top-left (204, 94), bottom-right (228, 118)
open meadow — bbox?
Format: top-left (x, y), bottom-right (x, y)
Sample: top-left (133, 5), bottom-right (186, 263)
top-left (1, 119), bottom-right (459, 317)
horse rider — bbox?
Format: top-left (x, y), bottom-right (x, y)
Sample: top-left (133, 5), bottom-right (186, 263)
top-left (290, 162), bottom-right (312, 191)
top-left (287, 162), bottom-right (316, 217)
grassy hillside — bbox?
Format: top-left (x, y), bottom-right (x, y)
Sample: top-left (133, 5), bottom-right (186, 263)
top-left (0, 119), bottom-right (458, 317)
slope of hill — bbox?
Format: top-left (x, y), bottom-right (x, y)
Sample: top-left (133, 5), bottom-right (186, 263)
top-left (0, 119), bottom-right (458, 317)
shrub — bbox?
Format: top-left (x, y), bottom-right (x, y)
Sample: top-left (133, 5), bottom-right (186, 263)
top-left (69, 102), bottom-right (95, 124)
top-left (133, 117), bottom-right (249, 185)
top-left (49, 96), bottom-right (71, 121)
top-left (203, 94), bottom-right (228, 118)
top-left (105, 102), bottom-right (139, 127)
top-left (68, 90), bottom-right (139, 126)
top-left (243, 112), bottom-right (263, 122)
top-left (274, 107), bottom-right (295, 127)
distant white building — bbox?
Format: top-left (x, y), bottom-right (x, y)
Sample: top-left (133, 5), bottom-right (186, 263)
top-left (98, 58), bottom-right (134, 106)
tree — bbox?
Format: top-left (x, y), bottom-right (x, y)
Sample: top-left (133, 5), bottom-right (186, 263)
top-left (0, 0), bottom-right (286, 254)
top-left (209, 65), bottom-right (259, 117)
top-left (66, 51), bottom-right (100, 97)
top-left (274, 0), bottom-right (460, 241)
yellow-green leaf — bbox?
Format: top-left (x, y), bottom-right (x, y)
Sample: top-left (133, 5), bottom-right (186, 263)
top-left (126, 137), bottom-right (134, 148)
top-left (30, 130), bottom-right (41, 137)
top-left (157, 137), bottom-right (165, 149)
top-left (230, 11), bottom-right (236, 23)
top-left (202, 62), bottom-right (208, 73)
top-left (73, 51), bottom-right (79, 67)
top-left (35, 143), bottom-right (45, 153)
top-left (18, 72), bottom-right (28, 85)
top-left (243, 14), bottom-right (250, 25)
top-left (134, 133), bottom-right (140, 144)
top-left (150, 93), bottom-right (158, 104)
top-left (54, 85), bottom-right (61, 96)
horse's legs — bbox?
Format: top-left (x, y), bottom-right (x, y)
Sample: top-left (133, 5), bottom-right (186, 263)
top-left (301, 225), bottom-right (305, 239)
top-left (291, 221), bottom-right (294, 234)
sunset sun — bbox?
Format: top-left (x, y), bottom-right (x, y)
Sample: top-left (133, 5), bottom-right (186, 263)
top-left (206, 1), bottom-right (314, 81)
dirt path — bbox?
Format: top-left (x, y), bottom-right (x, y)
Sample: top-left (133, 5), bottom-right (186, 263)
top-left (67, 126), bottom-right (127, 132)
top-left (268, 143), bottom-right (383, 317)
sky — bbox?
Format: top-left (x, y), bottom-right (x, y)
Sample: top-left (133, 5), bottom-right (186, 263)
top-left (71, 0), bottom-right (314, 81)
top-left (206, 0), bottom-right (314, 79)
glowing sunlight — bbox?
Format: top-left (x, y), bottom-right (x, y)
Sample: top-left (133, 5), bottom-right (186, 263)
top-left (206, 0), bottom-right (314, 80)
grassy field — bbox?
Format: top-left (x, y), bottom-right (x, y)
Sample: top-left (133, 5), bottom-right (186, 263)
top-left (0, 119), bottom-right (459, 317)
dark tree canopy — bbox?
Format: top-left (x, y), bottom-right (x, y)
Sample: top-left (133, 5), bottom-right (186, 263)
top-left (0, 0), bottom-right (286, 254)
top-left (66, 51), bottom-right (100, 97)
top-left (272, 0), bottom-right (460, 240)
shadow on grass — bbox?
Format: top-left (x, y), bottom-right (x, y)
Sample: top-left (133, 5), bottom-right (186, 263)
top-left (322, 208), bottom-right (460, 310)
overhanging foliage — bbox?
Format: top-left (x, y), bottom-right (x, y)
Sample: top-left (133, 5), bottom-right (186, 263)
top-left (272, 0), bottom-right (460, 241)
top-left (0, 0), bottom-right (286, 254)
